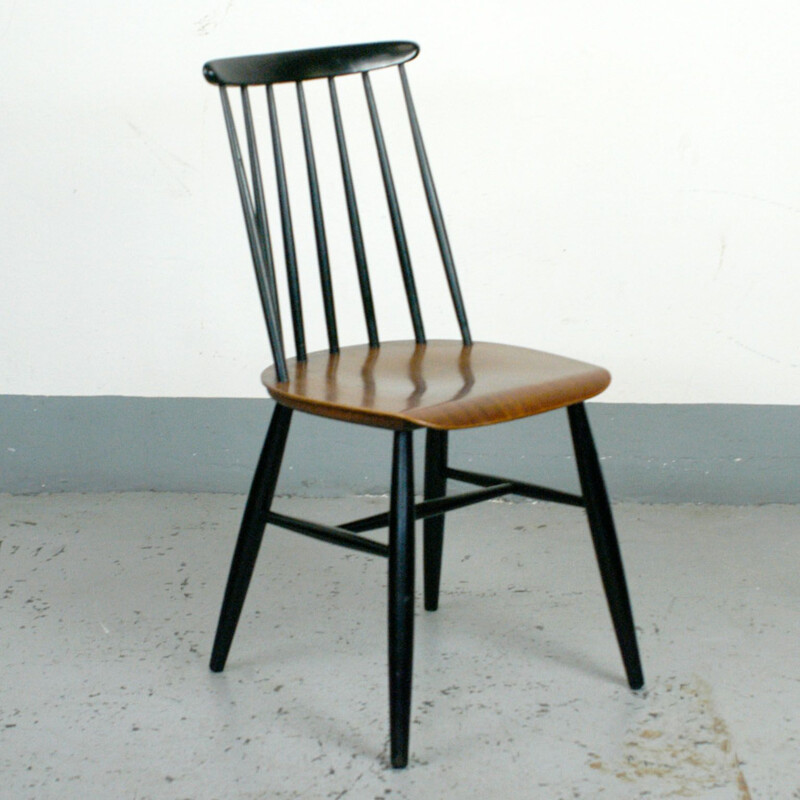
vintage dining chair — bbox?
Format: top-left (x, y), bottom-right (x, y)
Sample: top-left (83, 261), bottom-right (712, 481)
top-left (202, 41), bottom-right (643, 768)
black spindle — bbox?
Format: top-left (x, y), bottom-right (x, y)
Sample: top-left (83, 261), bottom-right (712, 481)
top-left (329, 77), bottom-right (379, 348)
top-left (297, 82), bottom-right (339, 354)
top-left (362, 71), bottom-right (426, 345)
top-left (266, 83), bottom-right (306, 361)
top-left (399, 65), bottom-right (471, 346)
top-left (219, 87), bottom-right (288, 381)
top-left (241, 87), bottom-right (283, 338)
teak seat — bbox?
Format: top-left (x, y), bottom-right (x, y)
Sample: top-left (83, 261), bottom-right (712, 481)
top-left (203, 41), bottom-right (644, 768)
top-left (263, 340), bottom-right (611, 430)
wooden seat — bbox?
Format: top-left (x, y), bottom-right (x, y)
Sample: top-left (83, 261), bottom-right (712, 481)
top-left (203, 40), bottom-right (643, 769)
top-left (264, 340), bottom-right (611, 430)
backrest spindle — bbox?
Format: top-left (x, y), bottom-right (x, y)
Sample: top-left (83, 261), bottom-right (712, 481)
top-left (240, 87), bottom-right (283, 342)
top-left (266, 83), bottom-right (307, 361)
top-left (296, 81), bottom-right (339, 354)
top-left (328, 76), bottom-right (380, 349)
top-left (362, 70), bottom-right (426, 345)
top-left (399, 65), bottom-right (472, 346)
top-left (218, 85), bottom-right (289, 381)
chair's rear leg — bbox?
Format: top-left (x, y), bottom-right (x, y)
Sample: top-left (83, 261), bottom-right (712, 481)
top-left (209, 404), bottom-right (293, 673)
top-left (388, 430), bottom-right (415, 768)
top-left (423, 429), bottom-right (448, 611)
top-left (567, 403), bottom-right (644, 690)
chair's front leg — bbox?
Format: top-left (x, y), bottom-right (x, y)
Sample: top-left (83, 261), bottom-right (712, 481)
top-left (423, 429), bottom-right (448, 611)
top-left (567, 403), bottom-right (644, 690)
top-left (209, 403), bottom-right (293, 673)
top-left (388, 429), bottom-right (415, 768)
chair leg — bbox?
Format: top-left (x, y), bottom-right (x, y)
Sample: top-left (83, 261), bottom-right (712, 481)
top-left (567, 403), bottom-right (644, 690)
top-left (388, 430), bottom-right (415, 768)
top-left (209, 404), bottom-right (293, 673)
top-left (423, 429), bottom-right (448, 611)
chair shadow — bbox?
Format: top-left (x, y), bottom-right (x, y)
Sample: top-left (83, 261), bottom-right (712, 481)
top-left (419, 597), bottom-right (631, 688)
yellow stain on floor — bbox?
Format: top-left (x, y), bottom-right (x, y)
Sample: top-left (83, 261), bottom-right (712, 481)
top-left (588, 675), bottom-right (752, 798)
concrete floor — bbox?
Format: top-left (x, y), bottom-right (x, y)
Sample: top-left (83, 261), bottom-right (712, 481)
top-left (0, 493), bottom-right (797, 800)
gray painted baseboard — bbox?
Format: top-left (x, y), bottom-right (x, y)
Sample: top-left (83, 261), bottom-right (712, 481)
top-left (1, 396), bottom-right (797, 503)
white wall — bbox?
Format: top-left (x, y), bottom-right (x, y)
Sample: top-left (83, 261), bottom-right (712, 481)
top-left (1, 0), bottom-right (798, 403)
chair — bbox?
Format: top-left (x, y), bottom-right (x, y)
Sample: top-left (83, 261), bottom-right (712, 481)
top-left (202, 41), bottom-right (644, 768)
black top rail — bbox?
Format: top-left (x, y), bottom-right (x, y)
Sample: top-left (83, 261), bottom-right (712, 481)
top-left (204, 41), bottom-right (419, 86)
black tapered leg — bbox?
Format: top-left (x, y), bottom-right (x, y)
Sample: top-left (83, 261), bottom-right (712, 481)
top-left (567, 403), bottom-right (644, 690)
top-left (423, 429), bottom-right (448, 611)
top-left (209, 404), bottom-right (293, 673)
top-left (388, 430), bottom-right (415, 768)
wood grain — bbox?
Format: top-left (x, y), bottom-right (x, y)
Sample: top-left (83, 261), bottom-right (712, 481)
top-left (263, 340), bottom-right (611, 431)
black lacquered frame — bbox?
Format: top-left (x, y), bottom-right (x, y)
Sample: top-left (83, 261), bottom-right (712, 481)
top-left (208, 403), bottom-right (643, 768)
top-left (204, 41), bottom-right (643, 769)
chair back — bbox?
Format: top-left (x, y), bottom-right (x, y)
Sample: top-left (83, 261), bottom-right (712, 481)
top-left (204, 41), bottom-right (471, 382)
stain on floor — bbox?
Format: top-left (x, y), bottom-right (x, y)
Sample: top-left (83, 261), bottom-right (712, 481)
top-left (589, 675), bottom-right (751, 798)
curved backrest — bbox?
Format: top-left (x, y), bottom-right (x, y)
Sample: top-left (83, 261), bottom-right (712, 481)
top-left (204, 42), bottom-right (419, 85)
top-left (204, 41), bottom-right (471, 382)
